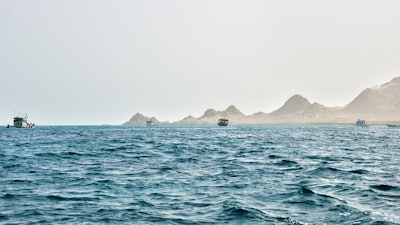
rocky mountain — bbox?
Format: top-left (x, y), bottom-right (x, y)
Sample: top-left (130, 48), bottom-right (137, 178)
top-left (340, 77), bottom-right (400, 123)
top-left (122, 113), bottom-right (165, 126)
top-left (173, 105), bottom-right (247, 125)
top-left (246, 95), bottom-right (339, 124)
top-left (269, 95), bottom-right (311, 116)
top-left (123, 77), bottom-right (400, 125)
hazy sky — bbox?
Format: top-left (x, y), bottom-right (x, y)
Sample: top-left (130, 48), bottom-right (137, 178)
top-left (1, 0), bottom-right (399, 125)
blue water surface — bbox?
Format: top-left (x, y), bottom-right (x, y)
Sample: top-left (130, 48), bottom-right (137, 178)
top-left (1, 125), bottom-right (399, 224)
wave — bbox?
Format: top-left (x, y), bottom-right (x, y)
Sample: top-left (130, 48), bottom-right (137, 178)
top-left (1, 125), bottom-right (399, 224)
top-left (46, 195), bottom-right (99, 202)
top-left (299, 186), bottom-right (315, 196)
top-left (34, 152), bottom-right (61, 157)
top-left (219, 201), bottom-right (275, 223)
top-left (309, 166), bottom-right (346, 177)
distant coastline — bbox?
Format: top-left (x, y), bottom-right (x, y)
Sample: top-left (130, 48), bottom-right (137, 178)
top-left (123, 77), bottom-right (400, 126)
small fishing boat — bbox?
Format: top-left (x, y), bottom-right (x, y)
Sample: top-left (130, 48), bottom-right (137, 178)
top-left (146, 120), bottom-right (154, 126)
top-left (387, 124), bottom-right (400, 128)
top-left (355, 119), bottom-right (366, 127)
top-left (13, 115), bottom-right (35, 128)
top-left (217, 118), bottom-right (229, 126)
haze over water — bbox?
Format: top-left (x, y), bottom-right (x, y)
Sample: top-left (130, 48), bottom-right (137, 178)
top-left (1, 125), bottom-right (399, 224)
top-left (1, 1), bottom-right (400, 125)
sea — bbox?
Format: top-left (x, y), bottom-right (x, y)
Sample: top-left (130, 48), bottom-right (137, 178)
top-left (1, 125), bottom-right (399, 225)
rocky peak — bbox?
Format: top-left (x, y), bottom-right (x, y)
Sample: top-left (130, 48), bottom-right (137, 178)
top-left (270, 94), bottom-right (311, 115)
top-left (123, 112), bottom-right (161, 125)
top-left (286, 94), bottom-right (311, 106)
top-left (132, 113), bottom-right (145, 119)
top-left (203, 108), bottom-right (218, 117)
top-left (184, 115), bottom-right (194, 119)
top-left (344, 77), bottom-right (400, 114)
top-left (223, 105), bottom-right (244, 116)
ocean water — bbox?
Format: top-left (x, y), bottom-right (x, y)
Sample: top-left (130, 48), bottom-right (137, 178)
top-left (1, 125), bottom-right (399, 225)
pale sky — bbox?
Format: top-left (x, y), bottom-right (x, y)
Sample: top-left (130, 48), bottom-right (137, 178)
top-left (1, 0), bottom-right (399, 125)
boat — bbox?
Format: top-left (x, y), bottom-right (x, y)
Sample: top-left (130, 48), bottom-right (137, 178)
top-left (13, 115), bottom-right (35, 128)
top-left (355, 119), bottom-right (366, 127)
top-left (387, 124), bottom-right (400, 128)
top-left (146, 120), bottom-right (154, 126)
top-left (217, 118), bottom-right (229, 126)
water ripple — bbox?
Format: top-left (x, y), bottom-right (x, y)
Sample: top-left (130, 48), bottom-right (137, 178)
top-left (1, 125), bottom-right (399, 224)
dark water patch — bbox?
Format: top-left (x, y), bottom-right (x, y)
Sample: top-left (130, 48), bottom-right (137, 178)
top-left (0, 214), bottom-right (7, 221)
top-left (14, 209), bottom-right (45, 218)
top-left (147, 192), bottom-right (167, 199)
top-left (131, 200), bottom-right (155, 208)
top-left (13, 142), bottom-right (32, 147)
top-left (95, 179), bottom-right (119, 185)
top-left (109, 138), bottom-right (126, 144)
top-left (2, 193), bottom-right (16, 199)
top-left (34, 152), bottom-right (61, 157)
top-left (47, 195), bottom-right (68, 201)
top-left (307, 155), bottom-right (339, 162)
top-left (268, 154), bottom-right (281, 159)
top-left (285, 199), bottom-right (317, 206)
top-left (183, 201), bottom-right (213, 208)
top-left (326, 167), bottom-right (341, 172)
top-left (119, 145), bottom-right (133, 150)
top-left (100, 147), bottom-right (118, 151)
top-left (158, 166), bottom-right (175, 173)
top-left (370, 184), bottom-right (397, 191)
top-left (145, 140), bottom-right (156, 145)
top-left (351, 169), bottom-right (369, 174)
top-left (370, 221), bottom-right (396, 225)
top-left (283, 166), bottom-right (303, 171)
top-left (12, 179), bottom-right (26, 183)
top-left (3, 163), bottom-right (22, 169)
top-left (176, 157), bottom-right (199, 164)
top-left (276, 159), bottom-right (298, 166)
